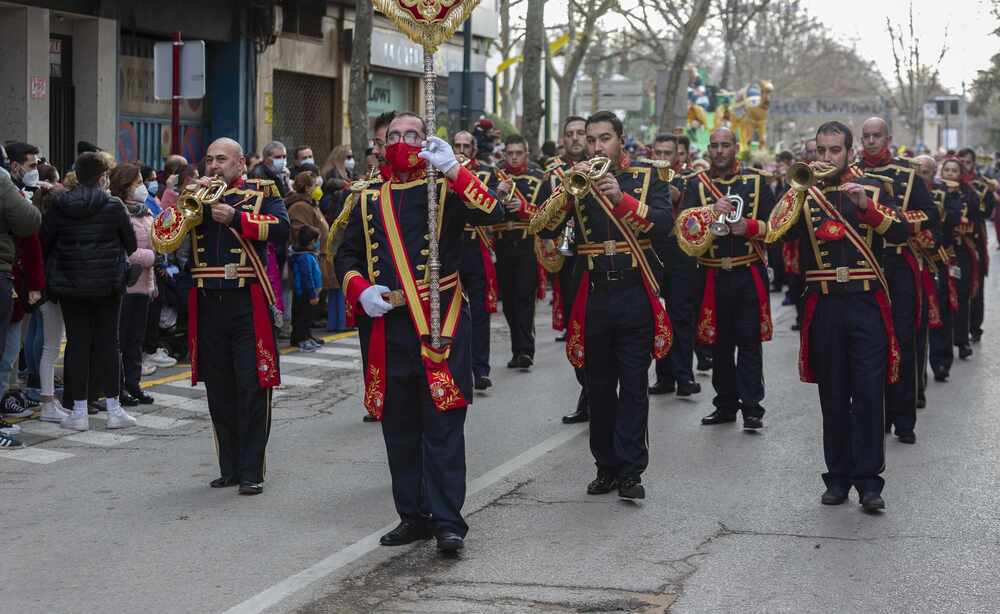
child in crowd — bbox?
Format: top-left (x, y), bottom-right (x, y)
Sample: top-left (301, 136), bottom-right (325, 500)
top-left (289, 226), bottom-right (322, 352)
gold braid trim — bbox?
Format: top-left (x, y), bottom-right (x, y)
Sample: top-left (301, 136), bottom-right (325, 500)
top-left (765, 190), bottom-right (805, 243)
top-left (372, 0), bottom-right (481, 53)
top-left (528, 188), bottom-right (570, 235)
top-left (325, 191), bottom-right (358, 260)
top-left (674, 206), bottom-right (716, 257)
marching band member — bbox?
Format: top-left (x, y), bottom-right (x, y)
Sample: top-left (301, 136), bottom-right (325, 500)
top-left (151, 138), bottom-right (289, 495)
top-left (491, 134), bottom-right (549, 371)
top-left (530, 111), bottom-right (672, 499)
top-left (857, 118), bottom-right (940, 443)
top-left (945, 156), bottom-right (982, 361)
top-left (676, 128), bottom-right (776, 430)
top-left (452, 131), bottom-right (504, 391)
top-left (766, 121), bottom-right (907, 512)
top-left (335, 112), bottom-right (504, 553)
top-left (647, 134), bottom-right (701, 399)
top-left (957, 148), bottom-right (995, 345)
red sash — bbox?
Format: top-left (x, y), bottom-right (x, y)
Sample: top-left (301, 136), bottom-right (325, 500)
top-left (962, 237), bottom-right (981, 299)
top-left (920, 264), bottom-right (943, 329)
top-left (551, 275), bottom-right (565, 331)
top-left (901, 249), bottom-right (923, 329)
top-left (361, 182), bottom-right (467, 420)
top-left (564, 189), bottom-right (672, 368)
top-left (536, 263), bottom-right (547, 299)
top-left (475, 228), bottom-right (498, 313)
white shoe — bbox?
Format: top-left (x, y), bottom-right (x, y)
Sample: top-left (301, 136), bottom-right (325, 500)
top-left (61, 413), bottom-right (89, 431)
top-left (106, 411), bottom-right (137, 429)
top-left (39, 401), bottom-right (70, 423)
top-left (141, 359), bottom-right (158, 376)
top-left (148, 348), bottom-right (177, 367)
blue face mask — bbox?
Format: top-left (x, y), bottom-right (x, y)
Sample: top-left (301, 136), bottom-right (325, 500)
top-left (272, 158), bottom-right (287, 172)
top-left (145, 181), bottom-right (159, 196)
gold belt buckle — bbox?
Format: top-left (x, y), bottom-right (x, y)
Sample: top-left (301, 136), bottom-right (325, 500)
top-left (721, 257), bottom-right (733, 271)
top-left (506, 221), bottom-right (515, 231)
top-left (603, 240), bottom-right (617, 256)
top-left (383, 289), bottom-right (406, 307)
top-left (835, 266), bottom-right (849, 283)
top-left (224, 263), bottom-right (239, 280)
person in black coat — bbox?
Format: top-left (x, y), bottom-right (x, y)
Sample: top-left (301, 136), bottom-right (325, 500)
top-left (42, 152), bottom-right (138, 432)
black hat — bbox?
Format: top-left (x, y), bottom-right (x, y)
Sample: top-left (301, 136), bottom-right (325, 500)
top-left (77, 141), bottom-right (99, 155)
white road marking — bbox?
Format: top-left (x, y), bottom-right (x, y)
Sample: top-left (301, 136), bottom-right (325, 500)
top-left (277, 374), bottom-right (323, 387)
top-left (63, 431), bottom-right (140, 447)
top-left (220, 424), bottom-right (587, 614)
top-left (0, 447), bottom-right (74, 464)
top-left (280, 355), bottom-right (358, 369)
top-left (17, 421), bottom-right (67, 437)
top-left (91, 414), bottom-right (192, 430)
top-left (150, 392), bottom-right (209, 414)
top-left (315, 346), bottom-right (361, 357)
top-left (331, 336), bottom-right (360, 347)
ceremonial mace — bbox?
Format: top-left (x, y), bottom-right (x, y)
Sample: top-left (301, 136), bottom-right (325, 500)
top-left (374, 0), bottom-right (480, 349)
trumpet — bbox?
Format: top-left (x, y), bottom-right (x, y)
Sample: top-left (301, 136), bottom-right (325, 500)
top-left (941, 179), bottom-right (962, 191)
top-left (151, 177), bottom-right (227, 253)
top-left (565, 157), bottom-right (612, 198)
top-left (709, 192), bottom-right (745, 237)
top-left (788, 161), bottom-right (840, 192)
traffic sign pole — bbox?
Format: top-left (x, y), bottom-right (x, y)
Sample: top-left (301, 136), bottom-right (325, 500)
top-left (171, 32), bottom-right (181, 156)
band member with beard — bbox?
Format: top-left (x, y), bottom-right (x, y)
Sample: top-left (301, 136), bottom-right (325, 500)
top-left (784, 140), bottom-right (819, 330)
top-left (676, 134), bottom-right (712, 372)
top-left (491, 134), bottom-right (549, 371)
top-left (336, 112), bottom-right (504, 553)
top-left (646, 134), bottom-right (700, 398)
top-left (545, 116), bottom-right (592, 424)
top-left (957, 147), bottom-right (995, 344)
top-left (676, 128), bottom-right (776, 430)
top-left (766, 121), bottom-right (907, 512)
top-left (452, 131), bottom-right (508, 390)
top-left (530, 111), bottom-right (672, 499)
top-left (151, 138), bottom-right (289, 495)
top-left (857, 118), bottom-right (940, 444)
top-left (922, 157), bottom-right (967, 383)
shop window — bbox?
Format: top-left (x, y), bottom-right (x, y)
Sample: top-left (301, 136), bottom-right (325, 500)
top-left (273, 70), bottom-right (337, 162)
top-left (282, 0), bottom-right (324, 39)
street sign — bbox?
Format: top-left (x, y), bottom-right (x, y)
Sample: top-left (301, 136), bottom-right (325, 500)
top-left (153, 40), bottom-right (206, 100)
top-left (576, 79), bottom-right (645, 112)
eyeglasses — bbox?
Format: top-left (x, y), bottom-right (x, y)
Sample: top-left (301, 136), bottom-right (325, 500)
top-left (386, 131), bottom-right (422, 145)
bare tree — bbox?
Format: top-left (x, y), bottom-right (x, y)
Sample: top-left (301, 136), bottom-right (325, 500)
top-left (620, 0), bottom-right (713, 132)
top-left (494, 0), bottom-right (525, 124)
top-left (348, 0), bottom-right (373, 173)
top-left (544, 0), bottom-right (617, 126)
top-left (715, 0), bottom-right (770, 89)
top-left (522, 0), bottom-right (546, 154)
top-left (886, 3), bottom-right (947, 145)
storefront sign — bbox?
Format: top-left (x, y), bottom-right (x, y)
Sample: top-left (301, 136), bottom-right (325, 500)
top-left (368, 72), bottom-right (414, 117)
top-left (768, 97), bottom-right (886, 117)
top-left (370, 28), bottom-right (486, 76)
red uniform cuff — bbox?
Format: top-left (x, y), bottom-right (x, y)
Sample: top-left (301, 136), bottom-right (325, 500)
top-left (343, 272), bottom-right (371, 307)
top-left (858, 199), bottom-right (882, 226)
top-left (450, 165), bottom-right (497, 213)
top-left (612, 193), bottom-right (654, 233)
top-left (239, 211), bottom-right (279, 242)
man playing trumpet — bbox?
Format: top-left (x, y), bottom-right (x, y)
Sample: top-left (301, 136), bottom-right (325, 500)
top-left (766, 121), bottom-right (907, 512)
top-left (529, 111), bottom-right (672, 500)
top-left (675, 128), bottom-right (776, 430)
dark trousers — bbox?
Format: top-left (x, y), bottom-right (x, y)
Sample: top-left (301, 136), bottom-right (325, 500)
top-left (710, 267), bottom-right (765, 417)
top-left (971, 240), bottom-right (987, 338)
top-left (884, 256), bottom-right (917, 434)
top-left (953, 246), bottom-right (973, 347)
top-left (768, 243), bottom-right (785, 289)
top-left (382, 373), bottom-right (468, 536)
top-left (198, 289), bottom-right (273, 484)
top-left (290, 292), bottom-right (314, 345)
top-left (120, 294), bottom-right (151, 394)
top-left (60, 294), bottom-right (122, 402)
top-left (810, 292), bottom-right (887, 496)
top-left (495, 239), bottom-right (537, 358)
top-left (656, 261), bottom-right (698, 386)
top-left (916, 298), bottom-right (929, 400)
top-left (788, 273), bottom-right (805, 326)
top-left (929, 270), bottom-right (955, 374)
top-left (584, 281), bottom-right (652, 479)
top-left (460, 261), bottom-right (491, 378)
top-left (0, 275), bottom-right (13, 387)
top-left (143, 292), bottom-right (162, 354)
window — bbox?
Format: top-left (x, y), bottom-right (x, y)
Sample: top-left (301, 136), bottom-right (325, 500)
top-left (282, 0), bottom-right (325, 39)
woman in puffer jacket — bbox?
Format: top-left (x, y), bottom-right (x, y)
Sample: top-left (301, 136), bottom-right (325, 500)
top-left (109, 163), bottom-right (157, 407)
top-left (41, 152), bottom-right (137, 432)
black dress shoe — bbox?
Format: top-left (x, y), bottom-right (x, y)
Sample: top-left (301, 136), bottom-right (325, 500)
top-left (506, 357), bottom-right (518, 368)
top-left (971, 331), bottom-right (982, 343)
top-left (701, 410), bottom-right (736, 425)
top-left (513, 354), bottom-right (533, 369)
top-left (743, 415), bottom-right (763, 430)
top-left (363, 414), bottom-right (378, 423)
top-left (696, 357), bottom-right (713, 372)
top-left (474, 376), bottom-right (492, 391)
top-left (119, 391), bottom-right (139, 407)
top-left (885, 421), bottom-right (893, 434)
top-left (130, 389), bottom-right (155, 405)
top-left (436, 531), bottom-right (464, 552)
top-left (586, 471), bottom-right (618, 495)
top-left (932, 367), bottom-right (949, 382)
top-left (916, 395), bottom-right (926, 409)
top-left (210, 476), bottom-right (239, 488)
top-left (790, 323), bottom-right (801, 331)
top-left (238, 482), bottom-right (263, 495)
top-left (562, 409), bottom-right (588, 424)
top-left (860, 492), bottom-right (885, 512)
top-left (380, 521), bottom-right (432, 546)
top-left (648, 381), bottom-right (675, 395)
top-left (820, 487), bottom-right (849, 505)
top-left (896, 431), bottom-right (916, 444)
top-left (958, 344), bottom-right (973, 359)
top-left (618, 476), bottom-right (645, 499)
top-left (676, 381), bottom-right (701, 396)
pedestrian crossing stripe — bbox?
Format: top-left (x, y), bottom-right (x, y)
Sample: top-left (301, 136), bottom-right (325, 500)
top-left (63, 431), bottom-right (140, 447)
top-left (1, 447), bottom-right (74, 464)
top-left (91, 414), bottom-right (193, 430)
top-left (149, 391), bottom-right (210, 413)
top-left (280, 355), bottom-right (360, 369)
top-left (315, 346), bottom-right (361, 357)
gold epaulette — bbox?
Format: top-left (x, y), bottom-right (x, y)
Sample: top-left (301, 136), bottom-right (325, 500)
top-left (745, 167), bottom-right (772, 178)
top-left (325, 191), bottom-right (359, 258)
top-left (245, 178), bottom-right (279, 198)
top-left (543, 159), bottom-right (564, 175)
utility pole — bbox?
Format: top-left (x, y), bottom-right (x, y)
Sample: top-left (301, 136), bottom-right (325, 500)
top-left (544, 61), bottom-right (551, 142)
top-left (460, 19), bottom-right (472, 131)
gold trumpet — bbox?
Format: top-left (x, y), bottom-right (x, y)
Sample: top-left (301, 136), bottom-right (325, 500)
top-left (941, 179), bottom-right (962, 190)
top-left (565, 157), bottom-right (612, 198)
top-left (151, 178), bottom-right (227, 253)
top-left (788, 161), bottom-right (840, 192)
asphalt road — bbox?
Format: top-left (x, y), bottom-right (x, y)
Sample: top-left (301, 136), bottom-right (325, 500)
top-left (3, 269), bottom-right (999, 614)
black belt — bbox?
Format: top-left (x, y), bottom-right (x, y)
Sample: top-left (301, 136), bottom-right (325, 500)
top-left (589, 268), bottom-right (642, 286)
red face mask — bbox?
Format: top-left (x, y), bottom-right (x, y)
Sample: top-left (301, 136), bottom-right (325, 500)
top-left (385, 142), bottom-right (426, 175)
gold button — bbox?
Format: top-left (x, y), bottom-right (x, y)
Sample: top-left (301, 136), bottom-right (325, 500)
top-left (371, 242), bottom-right (379, 249)
top-left (373, 270), bottom-right (381, 277)
top-left (417, 264), bottom-right (426, 271)
top-left (420, 249), bottom-right (429, 256)
top-left (372, 256), bottom-right (379, 263)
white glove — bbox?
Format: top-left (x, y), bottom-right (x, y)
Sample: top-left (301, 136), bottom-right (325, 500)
top-left (418, 136), bottom-right (459, 175)
top-left (359, 285), bottom-right (394, 318)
